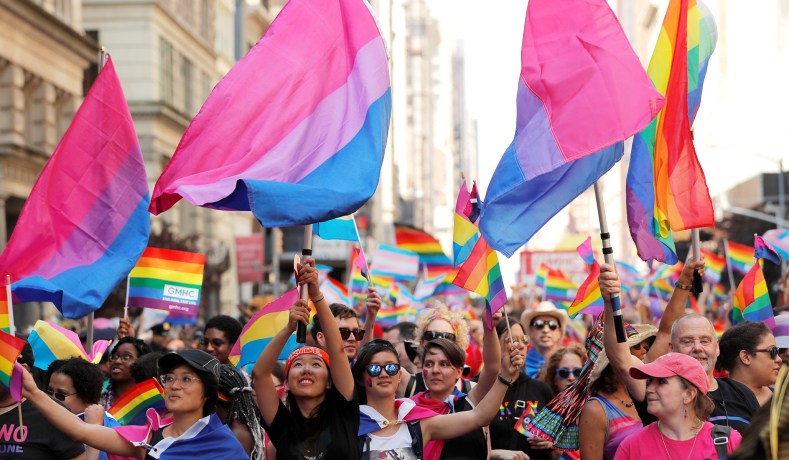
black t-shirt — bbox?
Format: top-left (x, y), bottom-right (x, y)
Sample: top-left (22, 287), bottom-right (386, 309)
top-left (708, 377), bottom-right (760, 435)
top-left (488, 373), bottom-right (554, 460)
top-left (264, 388), bottom-right (360, 460)
top-left (0, 399), bottom-right (85, 459)
top-left (439, 396), bottom-right (488, 460)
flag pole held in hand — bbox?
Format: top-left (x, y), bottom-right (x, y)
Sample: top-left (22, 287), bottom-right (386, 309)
top-left (297, 226), bottom-right (313, 343)
top-left (593, 182), bottom-right (626, 343)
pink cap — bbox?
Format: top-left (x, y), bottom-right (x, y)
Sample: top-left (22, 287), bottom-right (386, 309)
top-left (629, 352), bottom-right (709, 393)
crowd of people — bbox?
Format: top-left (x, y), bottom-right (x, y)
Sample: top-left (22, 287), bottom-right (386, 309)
top-left (2, 255), bottom-right (789, 459)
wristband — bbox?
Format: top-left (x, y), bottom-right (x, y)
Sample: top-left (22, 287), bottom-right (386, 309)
top-left (674, 281), bottom-right (691, 291)
top-left (311, 295), bottom-right (325, 303)
top-left (497, 374), bottom-right (513, 387)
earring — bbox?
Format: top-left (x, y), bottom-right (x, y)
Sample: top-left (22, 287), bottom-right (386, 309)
top-left (684, 405), bottom-right (688, 419)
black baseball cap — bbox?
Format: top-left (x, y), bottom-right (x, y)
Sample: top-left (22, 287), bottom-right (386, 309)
top-left (150, 322), bottom-right (171, 336)
top-left (158, 349), bottom-right (220, 381)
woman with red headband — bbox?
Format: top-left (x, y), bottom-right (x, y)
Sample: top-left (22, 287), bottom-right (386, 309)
top-left (252, 256), bottom-right (359, 460)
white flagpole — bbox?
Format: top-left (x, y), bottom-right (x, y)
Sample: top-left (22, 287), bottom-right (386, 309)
top-left (5, 275), bottom-right (15, 336)
top-left (593, 181), bottom-right (626, 343)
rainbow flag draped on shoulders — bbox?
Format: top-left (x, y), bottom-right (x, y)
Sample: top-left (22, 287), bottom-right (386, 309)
top-left (27, 320), bottom-right (111, 370)
top-left (229, 289), bottom-right (300, 369)
top-left (480, 0), bottom-right (663, 257)
top-left (626, 0), bottom-right (717, 264)
top-left (127, 248), bottom-right (206, 320)
top-left (108, 378), bottom-right (166, 426)
top-left (149, 0), bottom-right (391, 228)
top-left (0, 56), bottom-right (150, 319)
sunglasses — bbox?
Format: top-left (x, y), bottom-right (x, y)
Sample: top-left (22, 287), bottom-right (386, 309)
top-left (47, 389), bottom-right (76, 402)
top-left (753, 346), bottom-right (780, 360)
top-left (631, 342), bottom-right (651, 352)
top-left (366, 363), bottom-right (401, 377)
top-left (531, 319), bottom-right (559, 331)
top-left (555, 367), bottom-right (583, 379)
top-left (422, 331), bottom-right (457, 342)
top-left (339, 327), bottom-right (364, 341)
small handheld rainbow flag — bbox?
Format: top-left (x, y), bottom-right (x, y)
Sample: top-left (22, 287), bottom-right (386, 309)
top-left (27, 320), bottom-right (111, 370)
top-left (733, 262), bottom-right (774, 328)
top-left (0, 330), bottom-right (24, 401)
top-left (394, 224), bottom-right (453, 278)
top-left (537, 265), bottom-right (577, 303)
top-left (108, 378), bottom-right (166, 425)
top-left (725, 241), bottom-right (754, 275)
top-left (453, 180), bottom-right (480, 266)
top-left (700, 249), bottom-right (725, 284)
top-left (567, 238), bottom-right (603, 318)
top-left (127, 247), bottom-right (206, 318)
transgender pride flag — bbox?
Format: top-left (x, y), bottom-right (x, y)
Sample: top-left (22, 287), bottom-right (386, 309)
top-left (0, 57), bottom-right (150, 319)
top-left (149, 0), bottom-right (391, 228)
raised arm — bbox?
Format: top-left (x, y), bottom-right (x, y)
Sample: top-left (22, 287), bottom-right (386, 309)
top-left (600, 264), bottom-right (646, 401)
top-left (361, 287), bottom-right (381, 346)
top-left (421, 335), bottom-right (522, 443)
top-left (301, 256), bottom-right (356, 401)
top-left (467, 311), bottom-right (502, 405)
top-left (21, 369), bottom-right (139, 457)
top-left (646, 258), bottom-right (705, 363)
top-left (252, 298), bottom-right (310, 425)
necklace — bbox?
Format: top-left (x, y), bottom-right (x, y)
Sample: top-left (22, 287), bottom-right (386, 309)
top-left (620, 399), bottom-right (634, 408)
top-left (657, 421), bottom-right (700, 460)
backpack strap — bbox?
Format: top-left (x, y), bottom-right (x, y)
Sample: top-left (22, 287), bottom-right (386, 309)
top-left (406, 420), bottom-right (423, 459)
top-left (711, 424), bottom-right (731, 459)
top-left (358, 432), bottom-right (371, 456)
top-left (405, 374), bottom-right (418, 398)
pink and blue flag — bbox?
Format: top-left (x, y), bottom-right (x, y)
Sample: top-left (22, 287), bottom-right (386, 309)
top-left (0, 57), bottom-right (149, 319)
top-left (149, 0), bottom-right (391, 228)
top-left (370, 245), bottom-right (420, 281)
top-left (762, 229), bottom-right (789, 260)
top-left (754, 234), bottom-right (782, 266)
top-left (229, 289), bottom-right (300, 368)
top-left (479, 0), bottom-right (663, 257)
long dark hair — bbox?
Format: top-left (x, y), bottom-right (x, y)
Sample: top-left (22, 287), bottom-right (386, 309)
top-left (352, 339), bottom-right (399, 404)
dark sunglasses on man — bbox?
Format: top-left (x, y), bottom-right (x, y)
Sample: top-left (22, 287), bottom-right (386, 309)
top-left (339, 327), bottom-right (364, 341)
top-left (531, 319), bottom-right (559, 331)
top-left (422, 330), bottom-right (457, 342)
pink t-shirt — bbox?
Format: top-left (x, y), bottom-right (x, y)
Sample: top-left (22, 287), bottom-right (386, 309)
top-left (614, 421), bottom-right (741, 460)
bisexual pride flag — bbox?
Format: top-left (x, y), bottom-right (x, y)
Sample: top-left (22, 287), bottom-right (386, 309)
top-left (149, 0), bottom-right (391, 228)
top-left (229, 289), bottom-right (301, 368)
top-left (27, 320), bottom-right (111, 370)
top-left (127, 248), bottom-right (206, 319)
top-left (0, 57), bottom-right (150, 319)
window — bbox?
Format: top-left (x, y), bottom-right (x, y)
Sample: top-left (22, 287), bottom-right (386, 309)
top-left (159, 37), bottom-right (174, 106)
top-left (182, 56), bottom-right (193, 115)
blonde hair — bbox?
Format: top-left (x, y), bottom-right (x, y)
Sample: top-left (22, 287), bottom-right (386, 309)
top-left (414, 303), bottom-right (470, 350)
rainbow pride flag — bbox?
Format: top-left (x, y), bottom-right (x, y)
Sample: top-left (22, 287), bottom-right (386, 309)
top-left (229, 289), bottom-right (300, 368)
top-left (453, 237), bottom-right (508, 322)
top-left (127, 248), bottom-right (206, 318)
top-left (567, 238), bottom-right (603, 318)
top-left (395, 225), bottom-right (454, 278)
top-left (0, 57), bottom-right (150, 319)
top-left (712, 283), bottom-right (729, 301)
top-left (626, 0), bottom-right (716, 264)
top-left (0, 331), bottom-right (24, 401)
top-left (0, 281), bottom-right (12, 334)
top-left (149, 0), bottom-right (391, 228)
top-left (733, 262), bottom-right (774, 328)
top-left (536, 265), bottom-right (577, 303)
top-left (480, 0), bottom-right (663, 257)
top-left (27, 320), bottom-right (110, 370)
top-left (314, 215), bottom-right (359, 242)
top-left (700, 249), bottom-right (725, 284)
top-left (726, 241), bottom-right (754, 275)
top-left (453, 180), bottom-right (480, 266)
top-left (108, 378), bottom-right (166, 426)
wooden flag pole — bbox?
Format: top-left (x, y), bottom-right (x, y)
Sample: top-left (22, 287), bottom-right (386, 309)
top-left (296, 225), bottom-right (313, 343)
top-left (722, 238), bottom-right (737, 294)
top-left (593, 182), bottom-right (626, 343)
top-left (87, 47), bottom-right (110, 351)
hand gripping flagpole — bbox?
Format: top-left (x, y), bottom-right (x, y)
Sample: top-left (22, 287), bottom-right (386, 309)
top-left (297, 225), bottom-right (313, 343)
top-left (593, 182), bottom-right (626, 343)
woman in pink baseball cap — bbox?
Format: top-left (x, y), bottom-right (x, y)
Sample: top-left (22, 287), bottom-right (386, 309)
top-left (614, 352), bottom-right (742, 459)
